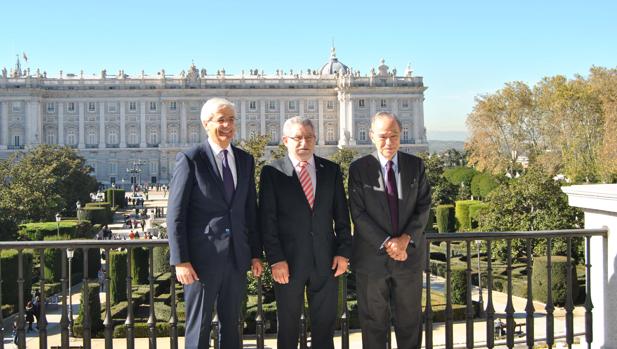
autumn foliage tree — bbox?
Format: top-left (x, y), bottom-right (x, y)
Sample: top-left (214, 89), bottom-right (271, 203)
top-left (466, 66), bottom-right (617, 182)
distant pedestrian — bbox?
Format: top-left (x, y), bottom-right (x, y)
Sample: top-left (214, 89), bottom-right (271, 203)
top-left (129, 230), bottom-right (135, 240)
top-left (98, 268), bottom-right (106, 291)
top-left (25, 301), bottom-right (35, 331)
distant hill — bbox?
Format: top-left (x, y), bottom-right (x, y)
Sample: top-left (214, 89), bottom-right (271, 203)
top-left (428, 140), bottom-right (465, 153)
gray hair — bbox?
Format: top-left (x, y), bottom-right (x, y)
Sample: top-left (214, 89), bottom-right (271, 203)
top-left (283, 116), bottom-right (315, 136)
top-left (370, 111), bottom-right (402, 131)
top-left (200, 97), bottom-right (235, 122)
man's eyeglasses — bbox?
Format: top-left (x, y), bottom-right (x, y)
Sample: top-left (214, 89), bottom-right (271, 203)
top-left (287, 135), bottom-right (316, 142)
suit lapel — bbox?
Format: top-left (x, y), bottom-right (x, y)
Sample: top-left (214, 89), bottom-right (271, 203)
top-left (397, 152), bottom-right (410, 232)
top-left (199, 142), bottom-right (227, 203)
top-left (313, 156), bottom-right (327, 209)
top-left (231, 145), bottom-right (245, 204)
top-left (370, 152), bottom-right (392, 228)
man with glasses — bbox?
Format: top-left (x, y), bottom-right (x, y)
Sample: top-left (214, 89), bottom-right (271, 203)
top-left (348, 112), bottom-right (431, 349)
top-left (259, 116), bottom-right (352, 349)
top-left (167, 97), bottom-right (263, 349)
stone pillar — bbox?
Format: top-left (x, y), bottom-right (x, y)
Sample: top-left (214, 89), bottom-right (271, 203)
top-left (279, 100), bottom-right (285, 141)
top-left (120, 102), bottom-right (126, 148)
top-left (260, 100), bottom-right (266, 135)
top-left (298, 99), bottom-right (304, 118)
top-left (180, 101), bottom-right (188, 145)
top-left (240, 100), bottom-right (247, 140)
top-left (414, 98), bottom-right (422, 142)
top-left (318, 100), bottom-right (325, 145)
top-left (0, 101), bottom-right (7, 149)
top-left (160, 101), bottom-right (167, 146)
top-left (57, 102), bottom-right (64, 145)
top-left (562, 184), bottom-right (617, 349)
top-left (391, 98), bottom-right (399, 116)
top-left (369, 99), bottom-right (377, 117)
top-left (78, 102), bottom-right (85, 149)
top-left (140, 101), bottom-right (147, 147)
top-left (99, 102), bottom-right (105, 147)
top-left (25, 101), bottom-right (38, 145)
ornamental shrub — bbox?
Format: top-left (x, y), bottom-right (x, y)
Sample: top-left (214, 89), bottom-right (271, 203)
top-left (436, 205), bottom-right (455, 233)
top-left (105, 188), bottom-right (126, 209)
top-left (110, 250), bottom-right (128, 304)
top-left (531, 256), bottom-right (579, 306)
top-left (153, 246), bottom-right (171, 275)
top-left (450, 267), bottom-right (468, 305)
top-left (74, 282), bottom-right (103, 337)
top-left (81, 206), bottom-right (112, 225)
top-left (131, 247), bottom-right (150, 285)
top-left (1, 249), bottom-right (33, 307)
top-left (455, 200), bottom-right (480, 231)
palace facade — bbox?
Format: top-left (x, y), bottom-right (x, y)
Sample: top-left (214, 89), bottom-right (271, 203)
top-left (0, 50), bottom-right (427, 186)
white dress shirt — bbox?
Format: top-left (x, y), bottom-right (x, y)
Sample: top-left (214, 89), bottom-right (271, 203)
top-left (207, 138), bottom-right (237, 188)
top-left (289, 155), bottom-right (316, 196)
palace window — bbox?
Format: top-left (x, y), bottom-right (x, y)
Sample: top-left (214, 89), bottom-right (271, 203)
top-left (107, 128), bottom-right (118, 144)
top-left (402, 100), bottom-right (409, 109)
top-left (150, 161), bottom-right (159, 176)
top-left (66, 129), bottom-right (76, 145)
top-left (307, 100), bottom-right (316, 112)
top-left (326, 126), bottom-right (335, 142)
top-left (68, 102), bottom-right (75, 112)
top-left (268, 100), bottom-right (276, 111)
top-left (110, 162), bottom-right (118, 175)
top-left (380, 99), bottom-right (387, 108)
top-left (358, 125), bottom-right (367, 141)
top-left (128, 126), bottom-right (138, 145)
top-left (168, 127), bottom-right (178, 144)
top-left (169, 101), bottom-right (177, 111)
top-left (189, 127), bottom-right (200, 144)
top-left (149, 102), bottom-right (157, 111)
top-left (47, 103), bottom-right (55, 113)
top-left (288, 100), bottom-right (296, 111)
top-left (326, 101), bottom-right (335, 110)
top-left (108, 103), bottom-right (118, 113)
top-left (87, 128), bottom-right (97, 145)
top-left (45, 129), bottom-right (56, 144)
top-left (88, 102), bottom-right (96, 112)
top-left (358, 99), bottom-right (365, 108)
top-left (149, 129), bottom-right (159, 144)
top-left (249, 101), bottom-right (257, 110)
top-left (11, 103), bottom-right (21, 113)
top-left (129, 102), bottom-right (137, 112)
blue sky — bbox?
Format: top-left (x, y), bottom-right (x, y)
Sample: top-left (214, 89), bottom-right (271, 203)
top-left (2, 0), bottom-right (616, 141)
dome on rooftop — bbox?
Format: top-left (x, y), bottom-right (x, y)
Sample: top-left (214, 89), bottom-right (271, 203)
top-left (320, 47), bottom-right (349, 76)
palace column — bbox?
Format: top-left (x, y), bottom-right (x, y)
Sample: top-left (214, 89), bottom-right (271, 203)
top-left (180, 101), bottom-right (188, 145)
top-left (120, 102), bottom-right (126, 147)
top-left (140, 101), bottom-right (147, 147)
top-left (0, 101), bottom-right (8, 149)
top-left (279, 99), bottom-right (285, 141)
top-left (318, 100), bottom-right (325, 145)
top-left (99, 101), bottom-right (105, 147)
top-left (57, 102), bottom-right (64, 145)
top-left (240, 100), bottom-right (247, 139)
top-left (260, 100), bottom-right (266, 135)
top-left (160, 101), bottom-right (167, 146)
top-left (78, 102), bottom-right (85, 149)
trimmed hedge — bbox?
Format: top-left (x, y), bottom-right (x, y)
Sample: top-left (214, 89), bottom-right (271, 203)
top-left (455, 200), bottom-right (481, 232)
top-left (436, 204), bottom-right (455, 233)
top-left (19, 221), bottom-right (86, 240)
top-left (42, 235), bottom-right (72, 282)
top-left (468, 202), bottom-right (489, 229)
top-left (110, 250), bottom-right (128, 304)
top-left (113, 322), bottom-right (186, 338)
top-left (425, 208), bottom-right (437, 233)
top-left (131, 247), bottom-right (150, 285)
top-left (450, 267), bottom-right (467, 305)
top-left (105, 188), bottom-right (126, 209)
top-left (73, 282), bottom-right (104, 337)
top-left (81, 206), bottom-right (112, 225)
top-left (1, 249), bottom-right (34, 307)
top-left (532, 256), bottom-right (579, 306)
top-left (153, 246), bottom-right (171, 275)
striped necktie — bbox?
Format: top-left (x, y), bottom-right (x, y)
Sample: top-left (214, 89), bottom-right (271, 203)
top-left (298, 161), bottom-right (314, 209)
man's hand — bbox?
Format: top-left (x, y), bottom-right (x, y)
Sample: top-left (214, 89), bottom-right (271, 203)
top-left (251, 258), bottom-right (264, 278)
top-left (385, 235), bottom-right (411, 261)
top-left (331, 256), bottom-right (349, 277)
top-left (175, 262), bottom-right (199, 285)
top-left (271, 261), bottom-right (290, 284)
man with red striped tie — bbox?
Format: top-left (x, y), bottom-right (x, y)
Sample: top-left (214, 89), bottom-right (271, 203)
top-left (259, 116), bottom-right (352, 349)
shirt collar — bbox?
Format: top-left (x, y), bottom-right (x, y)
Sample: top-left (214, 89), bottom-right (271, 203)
top-left (208, 138), bottom-right (233, 158)
top-left (377, 152), bottom-right (399, 170)
top-left (289, 154), bottom-right (315, 169)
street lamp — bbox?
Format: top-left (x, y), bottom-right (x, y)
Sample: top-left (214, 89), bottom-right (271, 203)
top-left (67, 248), bottom-right (75, 337)
top-left (55, 213), bottom-right (61, 237)
top-left (476, 240), bottom-right (485, 318)
top-left (76, 201), bottom-right (82, 223)
top-left (111, 182), bottom-right (116, 208)
top-left (126, 160), bottom-right (145, 193)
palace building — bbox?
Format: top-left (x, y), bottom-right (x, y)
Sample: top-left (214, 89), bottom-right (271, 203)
top-left (0, 49), bottom-right (427, 186)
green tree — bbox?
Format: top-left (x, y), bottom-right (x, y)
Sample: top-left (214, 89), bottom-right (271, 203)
top-left (418, 152), bottom-right (458, 206)
top-left (236, 135), bottom-right (271, 191)
top-left (0, 145), bottom-right (98, 223)
top-left (478, 167), bottom-right (583, 261)
top-left (329, 146), bottom-right (358, 192)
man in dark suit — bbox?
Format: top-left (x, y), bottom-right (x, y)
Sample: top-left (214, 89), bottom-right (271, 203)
top-left (167, 98), bottom-right (263, 349)
top-left (348, 112), bottom-right (431, 349)
top-left (259, 116), bottom-right (352, 349)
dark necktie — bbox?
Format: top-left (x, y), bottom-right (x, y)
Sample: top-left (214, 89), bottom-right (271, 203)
top-left (222, 149), bottom-right (235, 203)
top-left (385, 160), bottom-right (399, 235)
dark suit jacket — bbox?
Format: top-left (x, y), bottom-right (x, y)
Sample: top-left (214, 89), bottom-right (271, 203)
top-left (348, 151), bottom-right (431, 275)
top-left (259, 156), bottom-right (352, 276)
top-left (166, 142), bottom-right (261, 278)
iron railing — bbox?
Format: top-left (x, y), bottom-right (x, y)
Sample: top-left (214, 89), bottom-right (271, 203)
top-left (0, 227), bottom-right (608, 349)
